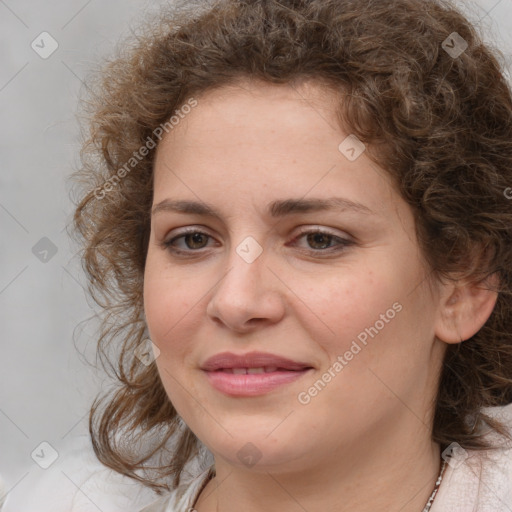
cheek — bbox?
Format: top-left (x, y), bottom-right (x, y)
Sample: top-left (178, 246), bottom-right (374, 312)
top-left (302, 259), bottom-right (426, 396)
top-left (143, 263), bottom-right (201, 410)
top-left (307, 269), bottom-right (435, 411)
top-left (303, 269), bottom-right (394, 354)
top-left (143, 256), bottom-right (200, 356)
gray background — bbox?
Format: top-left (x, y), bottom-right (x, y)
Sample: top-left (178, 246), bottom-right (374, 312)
top-left (1, 0), bottom-right (511, 502)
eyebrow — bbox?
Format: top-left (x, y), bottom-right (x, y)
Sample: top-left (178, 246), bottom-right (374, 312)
top-left (151, 197), bottom-right (375, 219)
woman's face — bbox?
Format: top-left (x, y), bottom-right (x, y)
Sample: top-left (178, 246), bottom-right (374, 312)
top-left (143, 80), bottom-right (447, 472)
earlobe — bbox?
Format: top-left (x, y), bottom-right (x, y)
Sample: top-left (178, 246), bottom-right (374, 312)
top-left (435, 273), bottom-right (499, 344)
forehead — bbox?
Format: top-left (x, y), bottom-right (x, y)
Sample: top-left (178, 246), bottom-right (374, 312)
top-left (156, 79), bottom-right (343, 154)
top-left (151, 79), bottom-right (402, 223)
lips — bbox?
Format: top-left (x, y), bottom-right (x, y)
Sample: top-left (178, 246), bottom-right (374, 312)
top-left (201, 351), bottom-right (314, 396)
top-left (201, 351), bottom-right (312, 372)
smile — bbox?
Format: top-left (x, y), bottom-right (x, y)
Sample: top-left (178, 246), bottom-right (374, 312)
top-left (200, 351), bottom-right (314, 396)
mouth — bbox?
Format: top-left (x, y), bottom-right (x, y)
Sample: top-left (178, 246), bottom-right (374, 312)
top-left (216, 366), bottom-right (292, 374)
top-left (201, 352), bottom-right (314, 396)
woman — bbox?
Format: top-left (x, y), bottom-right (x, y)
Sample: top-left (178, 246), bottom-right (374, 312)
top-left (71, 0), bottom-right (512, 510)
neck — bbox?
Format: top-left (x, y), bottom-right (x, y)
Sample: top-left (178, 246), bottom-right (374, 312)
top-left (195, 426), bottom-right (441, 512)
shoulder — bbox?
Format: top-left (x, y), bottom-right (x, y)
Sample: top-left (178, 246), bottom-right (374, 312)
top-left (432, 404), bottom-right (512, 512)
top-left (1, 434), bottom-right (159, 512)
top-left (139, 466), bottom-right (215, 512)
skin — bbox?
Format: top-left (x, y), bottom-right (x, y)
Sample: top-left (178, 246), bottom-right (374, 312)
top-left (143, 79), bottom-right (498, 512)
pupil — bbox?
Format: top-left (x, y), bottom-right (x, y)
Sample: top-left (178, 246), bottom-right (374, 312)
top-left (187, 233), bottom-right (206, 249)
top-left (307, 232), bottom-right (331, 249)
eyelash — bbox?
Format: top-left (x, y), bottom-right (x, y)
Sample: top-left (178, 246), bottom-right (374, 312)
top-left (161, 227), bottom-right (354, 257)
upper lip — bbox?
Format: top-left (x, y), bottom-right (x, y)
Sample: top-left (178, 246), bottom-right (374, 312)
top-left (201, 351), bottom-right (313, 371)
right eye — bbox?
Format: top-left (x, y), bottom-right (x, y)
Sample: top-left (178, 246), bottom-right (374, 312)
top-left (162, 229), bottom-right (216, 255)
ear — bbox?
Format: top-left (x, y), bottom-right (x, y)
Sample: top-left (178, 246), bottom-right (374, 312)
top-left (435, 273), bottom-right (499, 344)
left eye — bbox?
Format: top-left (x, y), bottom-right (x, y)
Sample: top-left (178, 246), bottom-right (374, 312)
top-left (162, 228), bottom-right (353, 255)
top-left (293, 229), bottom-right (351, 251)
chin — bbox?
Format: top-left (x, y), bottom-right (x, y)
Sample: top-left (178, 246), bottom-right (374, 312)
top-left (200, 430), bottom-right (312, 472)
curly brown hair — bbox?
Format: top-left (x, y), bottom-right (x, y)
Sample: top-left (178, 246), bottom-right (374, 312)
top-left (71, 0), bottom-right (512, 495)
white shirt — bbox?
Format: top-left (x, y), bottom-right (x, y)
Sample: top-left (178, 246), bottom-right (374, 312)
top-left (1, 434), bottom-right (160, 512)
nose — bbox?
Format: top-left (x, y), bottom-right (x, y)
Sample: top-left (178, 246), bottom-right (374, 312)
top-left (206, 242), bottom-right (286, 333)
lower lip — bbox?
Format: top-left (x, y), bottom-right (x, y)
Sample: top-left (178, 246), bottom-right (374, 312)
top-left (203, 369), bottom-right (312, 396)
